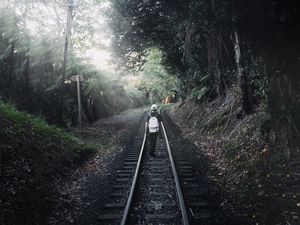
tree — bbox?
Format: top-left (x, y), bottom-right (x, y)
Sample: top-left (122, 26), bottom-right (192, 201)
top-left (0, 0), bottom-right (143, 126)
top-left (109, 0), bottom-right (300, 154)
top-left (138, 47), bottom-right (177, 102)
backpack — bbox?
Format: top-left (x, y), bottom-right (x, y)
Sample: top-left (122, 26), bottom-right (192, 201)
top-left (148, 115), bottom-right (159, 133)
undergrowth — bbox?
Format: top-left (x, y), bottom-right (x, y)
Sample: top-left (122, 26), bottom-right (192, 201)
top-left (0, 101), bottom-right (102, 225)
top-left (223, 142), bottom-right (240, 160)
top-left (0, 101), bottom-right (100, 160)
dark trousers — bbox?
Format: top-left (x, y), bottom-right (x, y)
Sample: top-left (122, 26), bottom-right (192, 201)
top-left (148, 132), bottom-right (158, 155)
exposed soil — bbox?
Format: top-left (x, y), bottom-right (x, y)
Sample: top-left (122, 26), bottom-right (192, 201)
top-left (168, 94), bottom-right (300, 225)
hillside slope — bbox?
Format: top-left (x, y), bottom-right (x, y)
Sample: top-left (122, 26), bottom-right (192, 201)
top-left (0, 102), bottom-right (100, 225)
top-left (169, 93), bottom-right (300, 225)
top-left (1, 102), bottom-right (147, 225)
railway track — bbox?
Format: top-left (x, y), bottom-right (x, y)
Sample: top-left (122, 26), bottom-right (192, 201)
top-left (97, 110), bottom-right (214, 225)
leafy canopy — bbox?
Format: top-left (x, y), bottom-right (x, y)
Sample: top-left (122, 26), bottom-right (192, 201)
top-left (138, 47), bottom-right (176, 101)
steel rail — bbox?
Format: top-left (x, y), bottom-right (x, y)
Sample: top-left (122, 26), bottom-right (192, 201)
top-left (161, 121), bottom-right (190, 225)
top-left (120, 130), bottom-right (147, 225)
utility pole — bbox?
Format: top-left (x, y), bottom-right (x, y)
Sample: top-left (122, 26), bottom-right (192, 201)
top-left (59, 0), bottom-right (74, 124)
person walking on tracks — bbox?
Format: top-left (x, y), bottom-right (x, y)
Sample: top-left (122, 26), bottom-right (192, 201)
top-left (145, 104), bottom-right (162, 157)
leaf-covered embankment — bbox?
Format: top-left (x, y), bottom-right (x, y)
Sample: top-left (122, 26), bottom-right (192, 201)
top-left (0, 102), bottom-right (100, 225)
top-left (169, 92), bottom-right (300, 225)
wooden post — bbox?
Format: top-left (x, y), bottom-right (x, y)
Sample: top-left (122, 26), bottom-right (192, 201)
top-left (76, 75), bottom-right (82, 131)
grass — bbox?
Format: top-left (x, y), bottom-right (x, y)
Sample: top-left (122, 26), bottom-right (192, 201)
top-left (0, 101), bottom-right (99, 160)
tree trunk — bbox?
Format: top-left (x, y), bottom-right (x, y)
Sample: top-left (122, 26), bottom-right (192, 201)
top-left (24, 52), bottom-right (31, 110)
top-left (266, 52), bottom-right (300, 158)
top-left (183, 22), bottom-right (196, 65)
top-left (206, 32), bottom-right (225, 98)
top-left (233, 30), bottom-right (253, 114)
top-left (7, 42), bottom-right (15, 100)
top-left (59, 3), bottom-right (74, 125)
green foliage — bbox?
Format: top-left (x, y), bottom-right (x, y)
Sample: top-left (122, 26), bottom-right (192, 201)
top-left (109, 0), bottom-right (284, 109)
top-left (191, 86), bottom-right (209, 100)
top-left (137, 47), bottom-right (177, 102)
top-left (0, 101), bottom-right (99, 159)
top-left (245, 61), bottom-right (268, 105)
top-left (83, 69), bottom-right (145, 116)
top-left (0, 0), bottom-right (144, 125)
